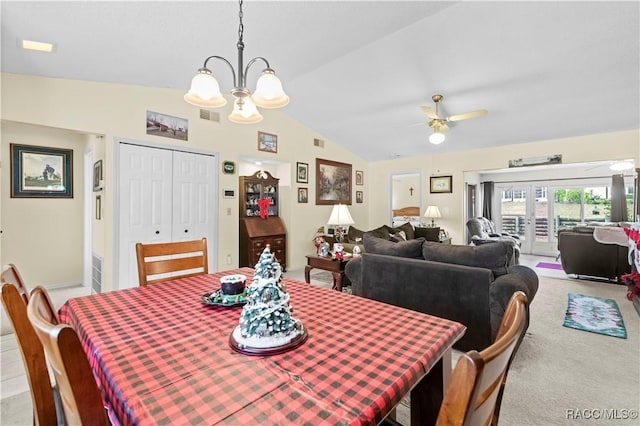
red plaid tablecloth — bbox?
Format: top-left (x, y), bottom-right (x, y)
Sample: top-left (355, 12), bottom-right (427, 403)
top-left (59, 268), bottom-right (465, 425)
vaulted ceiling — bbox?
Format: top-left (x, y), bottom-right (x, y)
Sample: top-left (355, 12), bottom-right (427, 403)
top-left (2, 1), bottom-right (639, 161)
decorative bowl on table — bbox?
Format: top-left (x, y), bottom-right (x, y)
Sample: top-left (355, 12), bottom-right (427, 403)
top-left (201, 274), bottom-right (247, 307)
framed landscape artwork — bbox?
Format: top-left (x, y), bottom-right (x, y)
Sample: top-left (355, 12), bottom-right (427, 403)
top-left (257, 131), bottom-right (278, 153)
top-left (430, 175), bottom-right (452, 194)
top-left (315, 158), bottom-right (352, 205)
top-left (10, 143), bottom-right (73, 198)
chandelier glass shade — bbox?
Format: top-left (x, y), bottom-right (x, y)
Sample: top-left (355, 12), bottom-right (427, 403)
top-left (184, 0), bottom-right (289, 123)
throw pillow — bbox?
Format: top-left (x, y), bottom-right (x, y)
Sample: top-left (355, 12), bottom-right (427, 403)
top-left (386, 222), bottom-right (415, 240)
top-left (422, 240), bottom-right (513, 277)
top-left (389, 230), bottom-right (407, 242)
top-left (364, 234), bottom-right (424, 259)
top-left (414, 227), bottom-right (440, 242)
top-left (346, 226), bottom-right (365, 244)
top-left (366, 225), bottom-right (391, 240)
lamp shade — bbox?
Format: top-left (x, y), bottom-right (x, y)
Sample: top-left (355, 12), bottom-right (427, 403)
top-left (228, 97), bottom-right (263, 124)
top-left (184, 69), bottom-right (227, 108)
top-left (327, 204), bottom-right (355, 226)
top-left (252, 69), bottom-right (290, 109)
top-left (424, 206), bottom-right (442, 219)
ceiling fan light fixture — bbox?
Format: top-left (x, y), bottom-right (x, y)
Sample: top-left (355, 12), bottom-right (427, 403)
top-left (429, 132), bottom-right (445, 145)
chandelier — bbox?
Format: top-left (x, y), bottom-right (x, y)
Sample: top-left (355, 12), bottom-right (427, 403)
top-left (184, 0), bottom-right (289, 124)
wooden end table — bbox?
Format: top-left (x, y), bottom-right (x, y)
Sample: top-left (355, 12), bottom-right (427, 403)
top-left (305, 254), bottom-right (351, 291)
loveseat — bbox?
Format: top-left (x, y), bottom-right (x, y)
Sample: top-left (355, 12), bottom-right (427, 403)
top-left (557, 224), bottom-right (631, 281)
top-left (316, 222), bottom-right (440, 254)
top-left (345, 235), bottom-right (538, 351)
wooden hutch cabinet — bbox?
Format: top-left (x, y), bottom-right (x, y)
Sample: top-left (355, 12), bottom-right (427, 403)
top-left (239, 171), bottom-right (287, 270)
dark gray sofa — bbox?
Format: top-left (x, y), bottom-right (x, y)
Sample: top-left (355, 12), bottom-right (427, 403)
top-left (345, 236), bottom-right (538, 351)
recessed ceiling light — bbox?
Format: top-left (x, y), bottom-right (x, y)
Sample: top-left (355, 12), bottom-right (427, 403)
top-left (22, 39), bottom-right (54, 53)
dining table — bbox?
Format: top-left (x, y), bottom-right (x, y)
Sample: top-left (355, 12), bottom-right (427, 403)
top-left (59, 267), bottom-right (466, 426)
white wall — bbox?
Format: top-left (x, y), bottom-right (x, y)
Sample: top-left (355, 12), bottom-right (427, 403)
top-left (1, 73), bottom-right (369, 290)
top-left (1, 121), bottom-right (86, 287)
top-left (369, 130), bottom-right (639, 245)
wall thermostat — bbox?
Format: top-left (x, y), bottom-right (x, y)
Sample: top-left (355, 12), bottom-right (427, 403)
top-left (223, 189), bottom-right (236, 199)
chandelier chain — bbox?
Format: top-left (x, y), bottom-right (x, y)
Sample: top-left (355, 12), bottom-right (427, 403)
top-left (238, 0), bottom-right (244, 43)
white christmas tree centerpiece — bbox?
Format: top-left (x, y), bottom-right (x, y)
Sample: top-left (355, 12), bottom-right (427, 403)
top-left (229, 246), bottom-right (307, 355)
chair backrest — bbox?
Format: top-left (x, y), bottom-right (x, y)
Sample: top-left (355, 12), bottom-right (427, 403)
top-left (136, 237), bottom-right (208, 286)
top-left (27, 286), bottom-right (108, 426)
top-left (1, 265), bottom-right (58, 426)
top-left (436, 291), bottom-right (528, 426)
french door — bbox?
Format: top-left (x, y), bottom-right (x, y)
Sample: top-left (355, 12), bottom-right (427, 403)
top-left (494, 184), bottom-right (556, 256)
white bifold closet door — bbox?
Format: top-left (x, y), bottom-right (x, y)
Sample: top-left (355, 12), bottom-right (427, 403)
top-left (118, 143), bottom-right (216, 289)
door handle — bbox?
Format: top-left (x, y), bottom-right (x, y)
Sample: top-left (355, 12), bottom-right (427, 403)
top-left (184, 229), bottom-right (189, 233)
top-left (155, 230), bottom-right (160, 235)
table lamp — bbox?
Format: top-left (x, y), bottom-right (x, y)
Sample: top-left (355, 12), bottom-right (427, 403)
top-left (327, 204), bottom-right (355, 242)
top-left (424, 205), bottom-right (442, 227)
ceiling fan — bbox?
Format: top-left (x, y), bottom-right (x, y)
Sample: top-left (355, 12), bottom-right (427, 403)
top-left (419, 94), bottom-right (488, 144)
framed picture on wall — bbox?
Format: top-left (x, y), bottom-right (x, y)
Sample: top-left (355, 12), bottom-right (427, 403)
top-left (10, 143), bottom-right (73, 198)
top-left (297, 187), bottom-right (308, 203)
top-left (296, 162), bottom-right (309, 183)
top-left (430, 175), bottom-right (452, 193)
top-left (93, 160), bottom-right (103, 192)
top-left (356, 191), bottom-right (363, 203)
top-left (355, 170), bottom-right (364, 185)
top-left (315, 158), bottom-right (352, 205)
top-left (257, 131), bottom-right (278, 153)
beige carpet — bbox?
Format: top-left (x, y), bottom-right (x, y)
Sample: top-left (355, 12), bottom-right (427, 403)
top-left (1, 275), bottom-right (638, 425)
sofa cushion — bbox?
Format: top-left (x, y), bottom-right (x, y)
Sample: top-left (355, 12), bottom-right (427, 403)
top-left (422, 241), bottom-right (513, 276)
top-left (364, 234), bottom-right (424, 259)
top-left (386, 222), bottom-right (415, 240)
top-left (365, 225), bottom-right (391, 240)
top-left (346, 226), bottom-right (365, 243)
top-left (414, 227), bottom-right (440, 242)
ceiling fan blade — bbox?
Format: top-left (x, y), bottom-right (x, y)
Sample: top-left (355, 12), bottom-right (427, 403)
top-left (420, 106), bottom-right (439, 119)
top-left (447, 109), bottom-right (488, 122)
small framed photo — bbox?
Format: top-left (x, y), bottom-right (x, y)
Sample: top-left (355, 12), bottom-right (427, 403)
top-left (257, 131), bottom-right (278, 153)
top-left (430, 175), bottom-right (453, 194)
top-left (296, 162), bottom-right (309, 183)
top-left (297, 187), bottom-right (308, 203)
top-left (10, 143), bottom-right (73, 198)
top-left (93, 160), bottom-right (103, 192)
top-left (356, 191), bottom-right (363, 203)
top-left (355, 170), bottom-right (364, 186)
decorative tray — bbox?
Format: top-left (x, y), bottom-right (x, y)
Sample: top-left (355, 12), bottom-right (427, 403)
top-left (201, 290), bottom-right (247, 307)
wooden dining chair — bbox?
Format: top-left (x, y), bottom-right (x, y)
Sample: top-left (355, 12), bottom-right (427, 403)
top-left (27, 286), bottom-right (108, 426)
top-left (135, 237), bottom-right (208, 286)
top-left (436, 291), bottom-right (528, 426)
top-left (1, 264), bottom-right (58, 426)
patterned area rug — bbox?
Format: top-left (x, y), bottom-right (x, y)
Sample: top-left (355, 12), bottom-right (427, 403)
top-left (563, 293), bottom-right (627, 338)
top-left (536, 261), bottom-right (564, 270)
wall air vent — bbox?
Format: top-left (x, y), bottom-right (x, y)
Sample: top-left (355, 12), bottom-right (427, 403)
top-left (91, 254), bottom-right (103, 294)
top-left (313, 138), bottom-right (324, 148)
top-left (200, 109), bottom-right (220, 122)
